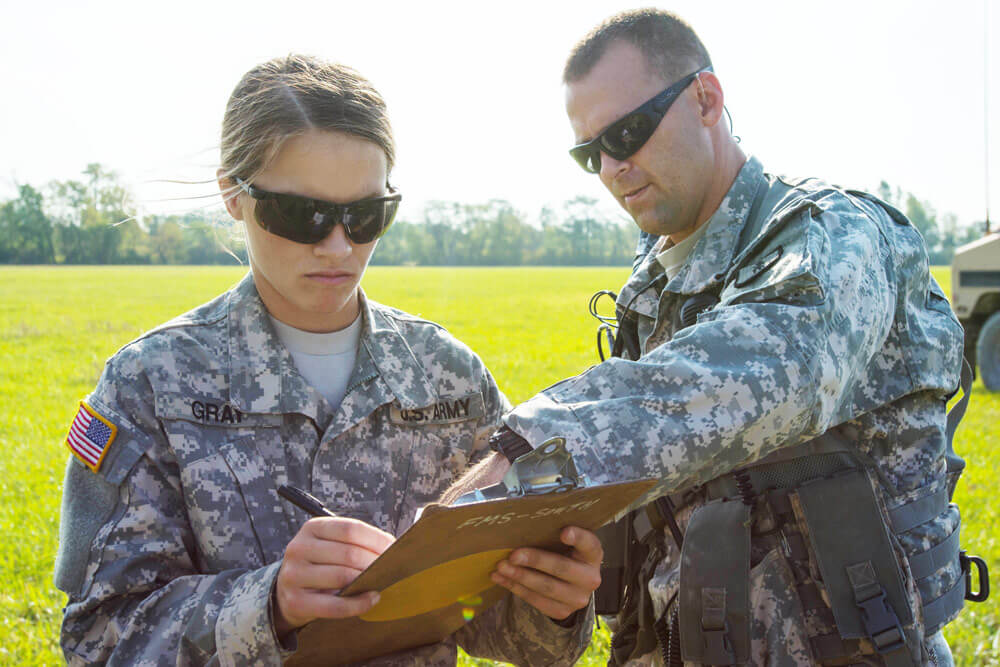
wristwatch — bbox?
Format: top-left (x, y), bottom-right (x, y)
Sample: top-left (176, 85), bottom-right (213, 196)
top-left (488, 425), bottom-right (533, 463)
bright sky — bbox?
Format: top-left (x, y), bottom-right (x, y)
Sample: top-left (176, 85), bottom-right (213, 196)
top-left (1, 0), bottom-right (996, 230)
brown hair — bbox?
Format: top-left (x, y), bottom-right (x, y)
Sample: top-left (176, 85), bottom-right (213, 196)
top-left (220, 54), bottom-right (395, 184)
top-left (563, 8), bottom-right (712, 84)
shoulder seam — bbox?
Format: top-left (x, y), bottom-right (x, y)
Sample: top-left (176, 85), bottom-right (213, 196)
top-left (111, 307), bottom-right (228, 360)
top-left (368, 301), bottom-right (447, 332)
top-left (126, 310), bottom-right (228, 347)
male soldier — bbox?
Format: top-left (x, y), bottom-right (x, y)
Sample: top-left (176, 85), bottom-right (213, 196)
top-left (460, 8), bottom-right (978, 666)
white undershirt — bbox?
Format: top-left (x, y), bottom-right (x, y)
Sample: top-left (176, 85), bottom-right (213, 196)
top-left (268, 314), bottom-right (363, 411)
top-left (655, 221), bottom-right (712, 281)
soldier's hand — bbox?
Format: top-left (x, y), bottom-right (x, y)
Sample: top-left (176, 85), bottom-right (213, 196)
top-left (274, 517), bottom-right (395, 637)
top-left (490, 525), bottom-right (602, 622)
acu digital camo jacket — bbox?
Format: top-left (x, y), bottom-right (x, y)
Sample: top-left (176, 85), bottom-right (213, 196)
top-left (503, 157), bottom-right (966, 665)
top-left (54, 273), bottom-right (593, 666)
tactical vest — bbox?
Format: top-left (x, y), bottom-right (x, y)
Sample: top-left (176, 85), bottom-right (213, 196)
top-left (593, 184), bottom-right (990, 666)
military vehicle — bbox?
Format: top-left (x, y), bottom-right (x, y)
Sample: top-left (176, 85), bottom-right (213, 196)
top-left (951, 232), bottom-right (1000, 390)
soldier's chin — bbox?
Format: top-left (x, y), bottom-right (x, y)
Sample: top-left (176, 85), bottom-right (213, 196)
top-left (633, 212), bottom-right (671, 238)
top-left (636, 205), bottom-right (687, 239)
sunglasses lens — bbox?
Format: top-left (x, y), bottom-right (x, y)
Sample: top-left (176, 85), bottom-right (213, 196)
top-left (569, 113), bottom-right (653, 173)
top-left (602, 113), bottom-right (655, 159)
top-left (570, 146), bottom-right (601, 174)
top-left (342, 201), bottom-right (382, 244)
top-left (250, 187), bottom-right (400, 245)
top-left (343, 197), bottom-right (398, 244)
top-left (255, 197), bottom-right (331, 244)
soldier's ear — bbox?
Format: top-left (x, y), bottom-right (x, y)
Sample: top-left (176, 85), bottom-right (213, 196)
top-left (217, 169), bottom-right (245, 222)
top-left (696, 72), bottom-right (725, 128)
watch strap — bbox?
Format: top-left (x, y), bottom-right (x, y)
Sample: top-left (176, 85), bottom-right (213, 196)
top-left (488, 426), bottom-right (533, 463)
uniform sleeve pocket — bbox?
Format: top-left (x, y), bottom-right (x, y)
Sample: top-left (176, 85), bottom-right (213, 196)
top-left (54, 456), bottom-right (122, 597)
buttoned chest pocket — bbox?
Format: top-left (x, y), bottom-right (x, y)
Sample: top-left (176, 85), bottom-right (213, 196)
top-left (180, 439), bottom-right (292, 570)
top-left (154, 393), bottom-right (291, 570)
top-left (388, 395), bottom-right (488, 528)
top-left (398, 423), bottom-right (481, 532)
top-left (413, 419), bottom-right (483, 482)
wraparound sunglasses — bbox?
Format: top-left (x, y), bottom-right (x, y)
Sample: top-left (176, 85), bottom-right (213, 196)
top-left (569, 66), bottom-right (712, 173)
top-left (235, 177), bottom-right (401, 245)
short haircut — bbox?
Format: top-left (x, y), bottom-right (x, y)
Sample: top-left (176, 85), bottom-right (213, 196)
top-left (563, 8), bottom-right (712, 84)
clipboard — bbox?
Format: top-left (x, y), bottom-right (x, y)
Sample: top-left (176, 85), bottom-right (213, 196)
top-left (286, 440), bottom-right (655, 665)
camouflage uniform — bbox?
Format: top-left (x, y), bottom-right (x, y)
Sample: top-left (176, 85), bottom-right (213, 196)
top-left (54, 273), bottom-right (593, 666)
top-left (503, 157), bottom-right (966, 665)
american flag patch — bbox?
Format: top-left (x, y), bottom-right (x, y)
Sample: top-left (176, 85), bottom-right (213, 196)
top-left (66, 402), bottom-right (118, 473)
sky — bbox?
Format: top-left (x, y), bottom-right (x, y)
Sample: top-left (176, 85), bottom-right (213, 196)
top-left (1, 0), bottom-right (996, 230)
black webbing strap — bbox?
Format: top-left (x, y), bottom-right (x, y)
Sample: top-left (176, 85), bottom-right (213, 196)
top-left (608, 529), bottom-right (649, 665)
top-left (845, 561), bottom-right (911, 665)
top-left (594, 515), bottom-right (629, 616)
top-left (922, 573), bottom-right (967, 634)
top-left (887, 487), bottom-right (949, 534)
top-left (908, 523), bottom-right (961, 582)
top-left (609, 505), bottom-right (672, 665)
top-left (941, 357), bottom-right (973, 500)
top-left (646, 496), bottom-right (684, 552)
top-left (945, 358), bottom-right (974, 452)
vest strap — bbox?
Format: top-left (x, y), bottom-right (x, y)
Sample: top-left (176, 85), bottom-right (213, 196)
top-left (888, 488), bottom-right (948, 534)
top-left (922, 573), bottom-right (966, 634)
top-left (909, 523), bottom-right (961, 582)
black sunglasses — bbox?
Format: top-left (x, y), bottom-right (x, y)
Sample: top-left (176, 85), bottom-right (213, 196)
top-left (235, 177), bottom-right (401, 245)
top-left (569, 67), bottom-right (712, 173)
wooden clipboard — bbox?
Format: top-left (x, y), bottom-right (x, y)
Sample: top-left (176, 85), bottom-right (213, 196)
top-left (286, 477), bottom-right (656, 665)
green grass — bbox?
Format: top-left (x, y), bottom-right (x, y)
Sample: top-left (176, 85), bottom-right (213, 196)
top-left (0, 266), bottom-right (996, 665)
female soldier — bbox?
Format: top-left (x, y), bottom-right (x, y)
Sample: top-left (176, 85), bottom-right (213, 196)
top-left (54, 55), bottom-right (599, 665)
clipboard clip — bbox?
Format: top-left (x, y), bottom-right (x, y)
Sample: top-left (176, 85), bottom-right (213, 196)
top-left (453, 438), bottom-right (588, 506)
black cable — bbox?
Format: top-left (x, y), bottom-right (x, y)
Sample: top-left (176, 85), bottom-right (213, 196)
top-left (724, 104), bottom-right (740, 144)
top-left (588, 289), bottom-right (620, 328)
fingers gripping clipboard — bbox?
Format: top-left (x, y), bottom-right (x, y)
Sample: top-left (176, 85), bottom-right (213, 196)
top-left (286, 439), bottom-right (656, 665)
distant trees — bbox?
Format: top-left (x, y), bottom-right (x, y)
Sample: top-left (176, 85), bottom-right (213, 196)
top-left (0, 184), bottom-right (54, 264)
top-left (0, 165), bottom-right (986, 266)
top-left (0, 165), bottom-right (244, 265)
top-left (371, 197), bottom-right (635, 266)
top-left (0, 164), bottom-right (638, 266)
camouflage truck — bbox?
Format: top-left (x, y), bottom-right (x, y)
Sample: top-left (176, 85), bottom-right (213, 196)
top-left (951, 232), bottom-right (1000, 390)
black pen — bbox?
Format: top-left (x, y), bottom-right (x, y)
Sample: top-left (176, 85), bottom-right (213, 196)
top-left (278, 484), bottom-right (338, 518)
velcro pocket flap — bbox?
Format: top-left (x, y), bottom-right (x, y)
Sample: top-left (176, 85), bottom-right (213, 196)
top-left (680, 499), bottom-right (751, 664)
top-left (796, 470), bottom-right (913, 638)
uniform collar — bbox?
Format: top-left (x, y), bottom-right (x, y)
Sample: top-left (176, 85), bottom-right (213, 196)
top-left (359, 297), bottom-right (438, 409)
top-left (616, 156), bottom-right (765, 317)
top-left (226, 273), bottom-right (437, 419)
top-left (227, 273), bottom-right (324, 419)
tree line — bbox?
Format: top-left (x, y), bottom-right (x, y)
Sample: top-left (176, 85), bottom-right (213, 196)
top-left (0, 164), bottom-right (986, 266)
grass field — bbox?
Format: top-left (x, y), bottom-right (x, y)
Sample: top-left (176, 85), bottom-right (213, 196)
top-left (0, 265), bottom-right (996, 665)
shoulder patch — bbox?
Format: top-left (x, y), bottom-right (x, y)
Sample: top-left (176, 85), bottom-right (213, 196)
top-left (66, 401), bottom-right (118, 473)
top-left (389, 393), bottom-right (485, 426)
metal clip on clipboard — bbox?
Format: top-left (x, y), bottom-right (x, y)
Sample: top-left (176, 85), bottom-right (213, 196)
top-left (452, 438), bottom-right (588, 507)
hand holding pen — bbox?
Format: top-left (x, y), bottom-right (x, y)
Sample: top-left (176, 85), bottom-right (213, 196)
top-left (278, 484), bottom-right (338, 518)
top-left (272, 484), bottom-right (395, 638)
